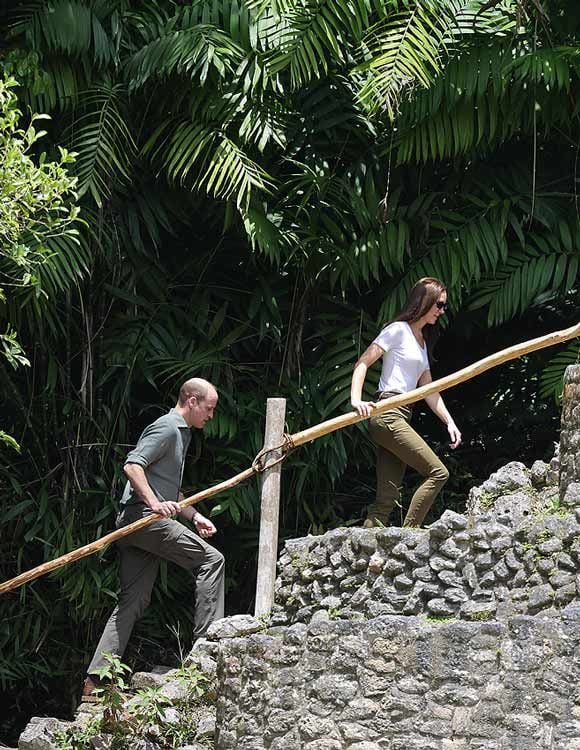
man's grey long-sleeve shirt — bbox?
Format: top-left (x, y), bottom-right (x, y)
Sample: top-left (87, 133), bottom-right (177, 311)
top-left (120, 409), bottom-right (191, 506)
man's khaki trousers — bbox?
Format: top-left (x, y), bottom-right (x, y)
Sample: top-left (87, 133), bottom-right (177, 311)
top-left (88, 504), bottom-right (224, 675)
top-left (367, 400), bottom-right (449, 528)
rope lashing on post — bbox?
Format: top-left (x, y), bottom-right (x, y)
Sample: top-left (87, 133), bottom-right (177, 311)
top-left (252, 433), bottom-right (296, 473)
top-left (1, 321), bottom-right (580, 597)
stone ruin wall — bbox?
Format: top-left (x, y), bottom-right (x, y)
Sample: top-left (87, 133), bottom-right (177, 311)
top-left (215, 612), bottom-right (580, 750)
top-left (270, 461), bottom-right (579, 626)
top-left (214, 366), bottom-right (580, 749)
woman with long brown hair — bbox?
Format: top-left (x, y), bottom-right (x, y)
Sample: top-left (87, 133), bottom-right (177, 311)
top-left (350, 277), bottom-right (462, 527)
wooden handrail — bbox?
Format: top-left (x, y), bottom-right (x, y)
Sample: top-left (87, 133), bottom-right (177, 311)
top-left (1, 321), bottom-right (579, 596)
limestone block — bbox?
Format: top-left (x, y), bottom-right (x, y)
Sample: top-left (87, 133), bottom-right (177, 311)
top-left (375, 527), bottom-right (402, 550)
top-left (468, 462), bottom-right (532, 518)
top-left (439, 538), bottom-right (465, 559)
top-left (383, 558), bottom-right (405, 576)
top-left (429, 555), bottom-right (456, 572)
top-left (89, 736), bottom-right (113, 750)
top-left (527, 584), bottom-right (554, 613)
top-left (563, 482), bottom-right (580, 508)
top-left (298, 715), bottom-right (336, 741)
top-left (426, 598), bottom-right (456, 617)
top-left (538, 537), bottom-right (563, 555)
top-left (531, 460), bottom-right (550, 488)
top-left (504, 550), bottom-right (523, 571)
top-left (304, 739), bottom-right (342, 749)
top-left (367, 553), bottom-right (384, 574)
top-left (18, 718), bottom-right (69, 750)
top-left (195, 714), bottom-right (216, 741)
top-left (207, 615), bottom-right (263, 640)
top-left (413, 566), bottom-right (433, 582)
top-left (132, 665), bottom-right (177, 689)
top-left (460, 601), bottom-right (497, 621)
top-left (445, 588), bottom-right (469, 604)
top-left (393, 574), bottom-right (413, 590)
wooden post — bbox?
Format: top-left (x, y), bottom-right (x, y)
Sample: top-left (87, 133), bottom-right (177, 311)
top-left (255, 397), bottom-right (286, 618)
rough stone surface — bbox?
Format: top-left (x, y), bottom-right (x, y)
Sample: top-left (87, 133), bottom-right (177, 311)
top-left (18, 718), bottom-right (69, 750)
top-left (271, 451), bottom-right (580, 625)
top-left (131, 665), bottom-right (176, 689)
top-left (215, 614), bottom-right (580, 750)
top-left (207, 615), bottom-right (263, 640)
top-left (561, 366), bottom-right (580, 503)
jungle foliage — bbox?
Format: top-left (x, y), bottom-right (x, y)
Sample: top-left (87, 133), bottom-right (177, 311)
top-left (1, 0), bottom-right (579, 741)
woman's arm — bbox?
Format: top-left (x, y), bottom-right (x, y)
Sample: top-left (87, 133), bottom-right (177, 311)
top-left (350, 343), bottom-right (384, 417)
top-left (417, 370), bottom-right (462, 449)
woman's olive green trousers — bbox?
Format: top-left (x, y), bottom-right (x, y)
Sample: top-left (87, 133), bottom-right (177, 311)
top-left (367, 399), bottom-right (449, 528)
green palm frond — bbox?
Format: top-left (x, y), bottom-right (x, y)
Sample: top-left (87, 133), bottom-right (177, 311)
top-left (181, 0), bottom-right (262, 50)
top-left (24, 59), bottom-right (85, 113)
top-left (507, 45), bottom-right (580, 91)
top-left (35, 231), bottom-right (91, 296)
top-left (13, 0), bottom-right (114, 67)
top-left (356, 0), bottom-right (516, 117)
top-left (539, 342), bottom-right (580, 401)
top-left (371, 196), bottom-right (510, 319)
top-left (125, 24), bottom-right (245, 90)
top-left (396, 42), bottom-right (577, 162)
top-left (201, 134), bottom-right (274, 207)
top-left (145, 120), bottom-right (273, 208)
top-left (309, 310), bottom-right (376, 418)
top-left (238, 98), bottom-right (288, 151)
top-left (66, 85), bottom-right (136, 207)
top-left (240, 204), bottom-right (295, 261)
top-left (261, 0), bottom-right (370, 88)
top-left (469, 242), bottom-right (580, 325)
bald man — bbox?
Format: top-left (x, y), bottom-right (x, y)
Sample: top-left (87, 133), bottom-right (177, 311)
top-left (82, 378), bottom-right (224, 700)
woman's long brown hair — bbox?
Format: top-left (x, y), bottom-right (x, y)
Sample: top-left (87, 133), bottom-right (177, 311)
top-left (391, 277), bottom-right (447, 359)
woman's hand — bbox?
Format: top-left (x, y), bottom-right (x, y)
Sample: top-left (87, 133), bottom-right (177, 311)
top-left (351, 399), bottom-right (376, 418)
top-left (447, 421), bottom-right (462, 449)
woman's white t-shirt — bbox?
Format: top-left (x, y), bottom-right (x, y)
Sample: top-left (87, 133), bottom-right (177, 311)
top-left (373, 321), bottom-right (430, 394)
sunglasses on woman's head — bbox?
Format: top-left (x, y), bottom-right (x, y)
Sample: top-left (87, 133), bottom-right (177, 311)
top-left (435, 301), bottom-right (448, 312)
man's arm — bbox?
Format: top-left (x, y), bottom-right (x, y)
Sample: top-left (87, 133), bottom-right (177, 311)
top-left (179, 497), bottom-right (217, 539)
top-left (124, 463), bottom-right (181, 518)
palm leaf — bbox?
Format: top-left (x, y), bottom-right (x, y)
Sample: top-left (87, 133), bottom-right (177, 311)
top-left (125, 24), bottom-right (245, 90)
top-left (260, 0), bottom-right (370, 87)
top-left (356, 0), bottom-right (516, 117)
top-left (540, 343), bottom-right (580, 401)
top-left (11, 0), bottom-right (114, 67)
top-left (145, 120), bottom-right (273, 208)
top-left (66, 85), bottom-right (136, 207)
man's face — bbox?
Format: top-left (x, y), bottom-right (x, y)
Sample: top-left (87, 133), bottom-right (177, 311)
top-left (188, 390), bottom-right (218, 429)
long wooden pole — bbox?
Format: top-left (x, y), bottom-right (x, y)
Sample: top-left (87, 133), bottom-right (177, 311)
top-left (255, 398), bottom-right (286, 617)
top-left (1, 321), bottom-right (579, 596)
